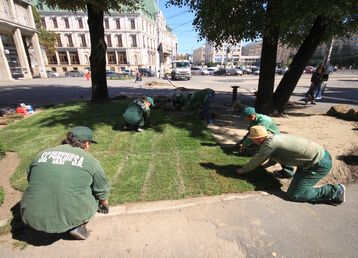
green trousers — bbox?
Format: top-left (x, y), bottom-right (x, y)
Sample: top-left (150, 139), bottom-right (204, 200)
top-left (287, 150), bottom-right (340, 203)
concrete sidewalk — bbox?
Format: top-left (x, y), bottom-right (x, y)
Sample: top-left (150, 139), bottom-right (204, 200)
top-left (0, 185), bottom-right (357, 258)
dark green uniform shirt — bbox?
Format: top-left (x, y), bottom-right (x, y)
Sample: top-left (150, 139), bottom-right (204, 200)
top-left (21, 144), bottom-right (110, 233)
top-left (242, 114), bottom-right (280, 147)
top-left (123, 99), bottom-right (150, 126)
top-left (185, 88), bottom-right (214, 110)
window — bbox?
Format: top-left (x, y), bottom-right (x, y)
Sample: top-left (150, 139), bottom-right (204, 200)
top-left (104, 18), bottom-right (109, 29)
top-left (47, 53), bottom-right (58, 64)
top-left (130, 19), bottom-right (135, 29)
top-left (77, 17), bottom-right (83, 29)
top-left (64, 17), bottom-right (70, 29)
top-left (63, 67), bottom-right (67, 72)
top-left (116, 35), bottom-right (123, 47)
top-left (52, 17), bottom-right (58, 28)
top-left (69, 52), bottom-right (80, 64)
top-left (118, 52), bottom-right (127, 64)
top-left (106, 35), bottom-right (112, 47)
top-left (51, 67), bottom-right (57, 72)
top-left (56, 34), bottom-right (62, 47)
top-left (66, 34), bottom-right (73, 47)
top-left (107, 52), bottom-right (117, 64)
top-left (59, 51), bottom-right (68, 64)
top-left (41, 18), bottom-right (46, 29)
top-left (130, 34), bottom-right (137, 47)
top-left (116, 19), bottom-right (120, 29)
top-left (143, 36), bottom-right (146, 48)
top-left (80, 34), bottom-right (87, 47)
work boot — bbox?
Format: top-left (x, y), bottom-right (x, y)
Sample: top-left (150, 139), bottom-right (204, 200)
top-left (332, 184), bottom-right (346, 205)
top-left (273, 169), bottom-right (293, 179)
top-left (69, 224), bottom-right (89, 240)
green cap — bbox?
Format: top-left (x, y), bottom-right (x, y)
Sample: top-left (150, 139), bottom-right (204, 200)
top-left (243, 107), bottom-right (256, 116)
top-left (70, 126), bottom-right (97, 143)
top-left (146, 96), bottom-right (155, 107)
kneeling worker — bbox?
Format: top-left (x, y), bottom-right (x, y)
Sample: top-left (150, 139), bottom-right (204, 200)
top-left (236, 126), bottom-right (345, 205)
top-left (239, 106), bottom-right (295, 178)
top-left (21, 126), bottom-right (110, 240)
top-left (122, 96), bottom-right (155, 132)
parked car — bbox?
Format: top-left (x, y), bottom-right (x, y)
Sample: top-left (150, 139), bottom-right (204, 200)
top-left (119, 69), bottom-right (131, 76)
top-left (276, 67), bottom-right (288, 75)
top-left (191, 67), bottom-right (202, 75)
top-left (138, 68), bottom-right (154, 77)
top-left (234, 68), bottom-right (243, 76)
top-left (213, 68), bottom-right (240, 76)
top-left (65, 70), bottom-right (84, 77)
top-left (46, 70), bottom-right (59, 78)
top-left (253, 69), bottom-right (260, 75)
top-left (106, 71), bottom-right (121, 79)
top-left (240, 66), bottom-right (252, 74)
top-left (201, 68), bottom-right (210, 75)
top-left (207, 67), bottom-right (218, 75)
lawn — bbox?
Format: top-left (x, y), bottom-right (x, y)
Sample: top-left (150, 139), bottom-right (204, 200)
top-left (0, 99), bottom-right (280, 205)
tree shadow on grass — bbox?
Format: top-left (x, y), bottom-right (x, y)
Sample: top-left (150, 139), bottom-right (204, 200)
top-left (9, 202), bottom-right (72, 246)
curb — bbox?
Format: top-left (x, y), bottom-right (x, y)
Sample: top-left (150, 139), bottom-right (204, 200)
top-left (95, 191), bottom-right (269, 219)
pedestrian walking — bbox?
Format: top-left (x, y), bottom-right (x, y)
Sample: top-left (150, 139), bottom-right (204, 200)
top-left (20, 126), bottom-right (110, 240)
top-left (236, 126), bottom-right (346, 205)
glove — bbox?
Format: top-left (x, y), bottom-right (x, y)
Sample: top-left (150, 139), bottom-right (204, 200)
top-left (98, 203), bottom-right (109, 214)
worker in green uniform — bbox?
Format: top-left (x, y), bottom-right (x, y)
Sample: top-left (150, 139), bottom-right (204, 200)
top-left (20, 126), bottom-right (110, 240)
top-left (184, 88), bottom-right (215, 124)
top-left (122, 96), bottom-right (155, 132)
top-left (238, 106), bottom-right (295, 178)
top-left (237, 126), bottom-right (346, 205)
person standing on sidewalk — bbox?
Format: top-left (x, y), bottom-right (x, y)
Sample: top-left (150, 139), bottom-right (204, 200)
top-left (236, 126), bottom-right (346, 205)
top-left (20, 126), bottom-right (110, 240)
top-left (237, 107), bottom-right (295, 178)
top-left (305, 64), bottom-right (325, 104)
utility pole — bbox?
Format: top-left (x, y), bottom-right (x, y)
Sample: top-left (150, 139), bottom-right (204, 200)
top-left (324, 38), bottom-right (335, 69)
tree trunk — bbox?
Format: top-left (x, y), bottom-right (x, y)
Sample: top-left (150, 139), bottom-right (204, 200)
top-left (87, 3), bottom-right (108, 101)
top-left (255, 0), bottom-right (280, 114)
top-left (273, 16), bottom-right (327, 112)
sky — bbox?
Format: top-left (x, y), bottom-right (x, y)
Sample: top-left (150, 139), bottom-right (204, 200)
top-left (158, 1), bottom-right (205, 54)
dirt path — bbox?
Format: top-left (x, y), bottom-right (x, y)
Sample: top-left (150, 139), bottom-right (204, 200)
top-left (209, 104), bottom-right (358, 189)
top-left (0, 152), bottom-right (21, 220)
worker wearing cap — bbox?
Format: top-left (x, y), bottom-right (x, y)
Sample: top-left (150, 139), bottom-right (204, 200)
top-left (236, 125), bottom-right (346, 205)
top-left (20, 126), bottom-right (110, 240)
top-left (122, 96), bottom-right (155, 132)
top-left (239, 106), bottom-right (295, 178)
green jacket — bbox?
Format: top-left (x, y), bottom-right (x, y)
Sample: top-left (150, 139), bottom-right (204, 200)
top-left (242, 114), bottom-right (280, 147)
top-left (241, 134), bottom-right (325, 173)
top-left (21, 144), bottom-right (110, 233)
top-left (185, 88), bottom-right (214, 110)
top-left (123, 99), bottom-right (150, 126)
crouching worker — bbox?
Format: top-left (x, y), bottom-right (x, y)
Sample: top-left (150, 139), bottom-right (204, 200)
top-left (185, 88), bottom-right (215, 124)
top-left (238, 106), bottom-right (295, 178)
top-left (122, 96), bottom-right (155, 132)
top-left (20, 126), bottom-right (110, 240)
top-left (236, 126), bottom-right (345, 205)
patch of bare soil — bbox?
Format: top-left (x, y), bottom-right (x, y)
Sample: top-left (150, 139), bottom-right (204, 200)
top-left (209, 105), bottom-right (358, 190)
top-left (0, 152), bottom-right (21, 220)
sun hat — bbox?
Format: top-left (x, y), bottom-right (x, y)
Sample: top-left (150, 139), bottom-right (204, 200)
top-left (146, 96), bottom-right (155, 107)
top-left (70, 126), bottom-right (97, 143)
top-left (248, 125), bottom-right (269, 139)
top-left (243, 106), bottom-right (256, 117)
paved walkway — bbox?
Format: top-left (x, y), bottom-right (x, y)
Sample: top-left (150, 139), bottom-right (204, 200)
top-left (0, 185), bottom-right (357, 257)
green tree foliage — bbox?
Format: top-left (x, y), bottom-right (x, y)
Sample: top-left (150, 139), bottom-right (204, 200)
top-left (167, 0), bottom-right (358, 113)
top-left (37, 0), bottom-right (140, 101)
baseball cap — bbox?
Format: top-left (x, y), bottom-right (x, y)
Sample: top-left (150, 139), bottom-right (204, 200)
top-left (243, 106), bottom-right (256, 117)
top-left (70, 126), bottom-right (97, 143)
top-left (146, 96), bottom-right (155, 107)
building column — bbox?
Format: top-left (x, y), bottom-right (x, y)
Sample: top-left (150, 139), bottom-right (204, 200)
top-left (27, 5), bottom-right (36, 28)
top-left (66, 51), bottom-right (71, 65)
top-left (0, 36), bottom-right (13, 81)
top-left (8, 0), bottom-right (17, 22)
top-left (13, 28), bottom-right (32, 79)
top-left (31, 33), bottom-right (47, 78)
top-left (55, 51), bottom-right (60, 66)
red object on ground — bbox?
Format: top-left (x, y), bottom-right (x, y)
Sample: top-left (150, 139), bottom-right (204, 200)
top-left (16, 107), bottom-right (27, 115)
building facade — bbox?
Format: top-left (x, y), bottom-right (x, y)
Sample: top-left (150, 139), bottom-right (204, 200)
top-left (0, 0), bottom-right (46, 80)
top-left (192, 46), bottom-right (205, 65)
top-left (204, 41), bottom-right (242, 66)
top-left (36, 0), bottom-right (177, 75)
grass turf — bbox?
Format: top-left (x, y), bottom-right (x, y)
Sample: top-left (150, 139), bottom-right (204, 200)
top-left (0, 99), bottom-right (280, 205)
